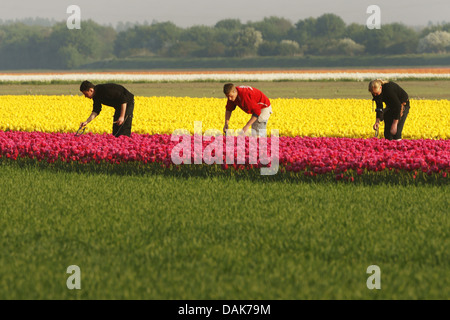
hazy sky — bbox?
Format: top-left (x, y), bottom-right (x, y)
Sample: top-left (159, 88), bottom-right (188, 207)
top-left (1, 0), bottom-right (449, 27)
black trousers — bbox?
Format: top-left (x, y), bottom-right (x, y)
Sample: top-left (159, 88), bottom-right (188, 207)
top-left (383, 101), bottom-right (410, 140)
top-left (113, 100), bottom-right (134, 137)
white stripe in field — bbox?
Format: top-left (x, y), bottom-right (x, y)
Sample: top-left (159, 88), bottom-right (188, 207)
top-left (1, 72), bottom-right (450, 82)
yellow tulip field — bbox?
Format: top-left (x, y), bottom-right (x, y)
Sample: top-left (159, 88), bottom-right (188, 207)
top-left (1, 95), bottom-right (448, 139)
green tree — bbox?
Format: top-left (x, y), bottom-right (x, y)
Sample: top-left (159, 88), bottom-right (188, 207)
top-left (146, 22), bottom-right (183, 55)
top-left (345, 23), bottom-right (367, 43)
top-left (226, 27), bottom-right (263, 57)
top-left (278, 40), bottom-right (302, 56)
top-left (250, 16), bottom-right (293, 42)
top-left (291, 17), bottom-right (317, 45)
top-left (114, 26), bottom-right (139, 58)
top-left (114, 22), bottom-right (183, 57)
top-left (315, 13), bottom-right (346, 39)
top-left (0, 23), bottom-right (50, 69)
top-left (181, 25), bottom-right (216, 45)
top-left (47, 20), bottom-right (116, 68)
top-left (91, 24), bottom-right (117, 59)
top-left (214, 19), bottom-right (242, 30)
top-left (420, 23), bottom-right (450, 37)
top-left (49, 21), bottom-right (100, 58)
top-left (257, 41), bottom-right (279, 56)
top-left (418, 31), bottom-right (450, 53)
top-left (56, 45), bottom-right (84, 69)
top-left (362, 23), bottom-right (418, 54)
top-left (167, 41), bottom-right (202, 57)
top-left (196, 42), bottom-right (227, 57)
top-left (322, 38), bottom-right (365, 56)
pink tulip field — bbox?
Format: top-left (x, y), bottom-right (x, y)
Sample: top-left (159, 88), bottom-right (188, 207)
top-left (1, 130), bottom-right (448, 182)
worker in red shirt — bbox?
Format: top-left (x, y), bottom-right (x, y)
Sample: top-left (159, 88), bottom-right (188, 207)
top-left (223, 83), bottom-right (272, 136)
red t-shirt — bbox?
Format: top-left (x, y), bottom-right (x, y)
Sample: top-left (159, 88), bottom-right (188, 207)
top-left (225, 86), bottom-right (270, 116)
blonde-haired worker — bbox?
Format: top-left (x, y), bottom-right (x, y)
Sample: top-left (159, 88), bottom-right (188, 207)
top-left (368, 80), bottom-right (410, 140)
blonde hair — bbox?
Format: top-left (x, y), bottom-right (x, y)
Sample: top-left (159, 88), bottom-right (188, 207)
top-left (368, 79), bottom-right (389, 92)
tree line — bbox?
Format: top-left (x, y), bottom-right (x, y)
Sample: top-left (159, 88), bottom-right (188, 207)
top-left (1, 14), bottom-right (450, 69)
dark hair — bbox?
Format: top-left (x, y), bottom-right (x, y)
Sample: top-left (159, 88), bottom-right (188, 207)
top-left (223, 83), bottom-right (235, 95)
top-left (80, 80), bottom-right (95, 92)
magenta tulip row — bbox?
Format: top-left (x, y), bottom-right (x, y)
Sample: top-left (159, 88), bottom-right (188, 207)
top-left (1, 131), bottom-right (449, 179)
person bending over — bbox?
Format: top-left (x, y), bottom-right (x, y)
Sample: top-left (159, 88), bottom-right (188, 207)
top-left (223, 83), bottom-right (272, 136)
top-left (369, 79), bottom-right (410, 140)
top-left (79, 80), bottom-right (135, 137)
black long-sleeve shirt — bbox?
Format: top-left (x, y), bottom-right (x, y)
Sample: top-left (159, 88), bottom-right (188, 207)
top-left (92, 83), bottom-right (134, 115)
top-left (372, 82), bottom-right (409, 120)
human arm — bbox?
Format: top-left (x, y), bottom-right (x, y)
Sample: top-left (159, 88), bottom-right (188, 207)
top-left (223, 110), bottom-right (232, 133)
top-left (114, 103), bottom-right (127, 126)
top-left (373, 118), bottom-right (381, 131)
top-left (372, 94), bottom-right (384, 120)
top-left (243, 115), bottom-right (258, 133)
top-left (80, 111), bottom-right (98, 129)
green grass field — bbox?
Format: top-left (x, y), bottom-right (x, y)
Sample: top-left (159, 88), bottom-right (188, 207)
top-left (0, 163), bottom-right (448, 300)
top-left (0, 80), bottom-right (449, 300)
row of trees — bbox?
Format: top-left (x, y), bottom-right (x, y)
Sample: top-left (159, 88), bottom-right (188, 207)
top-left (1, 14), bottom-right (450, 69)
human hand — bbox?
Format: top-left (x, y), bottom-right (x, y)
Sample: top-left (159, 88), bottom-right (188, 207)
top-left (114, 117), bottom-right (125, 126)
top-left (373, 122), bottom-right (379, 131)
top-left (79, 121), bottom-right (88, 129)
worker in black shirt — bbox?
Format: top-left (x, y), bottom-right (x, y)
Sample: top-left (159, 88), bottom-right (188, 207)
top-left (369, 79), bottom-right (410, 140)
top-left (79, 80), bottom-right (135, 137)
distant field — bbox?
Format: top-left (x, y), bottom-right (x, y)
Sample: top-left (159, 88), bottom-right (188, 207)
top-left (1, 80), bottom-right (450, 99)
top-left (76, 53), bottom-right (450, 70)
top-left (1, 77), bottom-right (448, 301)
